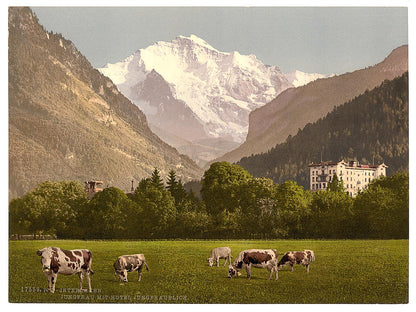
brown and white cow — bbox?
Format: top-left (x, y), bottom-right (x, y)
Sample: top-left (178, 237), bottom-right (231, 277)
top-left (277, 250), bottom-right (315, 273)
top-left (113, 254), bottom-right (149, 282)
top-left (207, 247), bottom-right (232, 267)
top-left (36, 247), bottom-right (94, 293)
top-left (228, 249), bottom-right (278, 280)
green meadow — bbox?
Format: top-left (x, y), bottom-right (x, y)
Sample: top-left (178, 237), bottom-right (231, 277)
top-left (9, 239), bottom-right (408, 304)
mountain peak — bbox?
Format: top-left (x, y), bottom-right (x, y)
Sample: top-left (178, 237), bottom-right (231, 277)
top-left (175, 34), bottom-right (218, 51)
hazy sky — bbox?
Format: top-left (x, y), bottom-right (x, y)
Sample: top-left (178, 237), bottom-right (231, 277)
top-left (30, 6), bottom-right (408, 74)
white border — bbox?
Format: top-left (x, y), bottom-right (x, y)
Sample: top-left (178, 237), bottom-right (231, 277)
top-left (2, 0), bottom-right (414, 311)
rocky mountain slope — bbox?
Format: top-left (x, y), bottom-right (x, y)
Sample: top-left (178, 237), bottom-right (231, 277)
top-left (99, 35), bottom-right (293, 165)
top-left (8, 7), bottom-right (203, 199)
top-left (216, 45), bottom-right (408, 165)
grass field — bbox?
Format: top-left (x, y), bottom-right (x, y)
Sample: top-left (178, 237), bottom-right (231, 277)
top-left (9, 239), bottom-right (408, 304)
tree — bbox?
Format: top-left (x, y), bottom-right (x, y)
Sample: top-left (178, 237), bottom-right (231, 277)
top-left (353, 172), bottom-right (408, 238)
top-left (166, 170), bottom-right (188, 209)
top-left (82, 187), bottom-right (139, 238)
top-left (151, 168), bottom-right (164, 190)
top-left (9, 180), bottom-right (87, 238)
top-left (9, 197), bottom-right (31, 238)
top-left (274, 181), bottom-right (312, 238)
top-left (327, 174), bottom-right (345, 192)
top-left (133, 178), bottom-right (176, 238)
top-left (307, 190), bottom-right (353, 238)
top-left (201, 162), bottom-right (252, 215)
top-left (52, 181), bottom-right (89, 237)
top-left (175, 210), bottom-right (210, 238)
top-left (237, 177), bottom-right (278, 236)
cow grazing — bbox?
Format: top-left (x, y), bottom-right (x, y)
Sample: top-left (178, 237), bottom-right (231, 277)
top-left (277, 250), bottom-right (315, 273)
top-left (228, 249), bottom-right (278, 280)
top-left (113, 254), bottom-right (149, 282)
top-left (207, 247), bottom-right (232, 267)
top-left (36, 247), bottom-right (94, 293)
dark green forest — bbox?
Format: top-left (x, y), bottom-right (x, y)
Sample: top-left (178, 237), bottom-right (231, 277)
top-left (9, 163), bottom-right (408, 240)
top-left (238, 72), bottom-right (408, 188)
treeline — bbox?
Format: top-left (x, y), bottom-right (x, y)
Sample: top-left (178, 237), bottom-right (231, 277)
top-left (9, 162), bottom-right (408, 239)
top-left (238, 72), bottom-right (408, 189)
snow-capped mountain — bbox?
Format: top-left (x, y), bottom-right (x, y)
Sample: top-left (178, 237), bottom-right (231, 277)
top-left (285, 70), bottom-right (335, 87)
top-left (99, 35), bottom-right (292, 164)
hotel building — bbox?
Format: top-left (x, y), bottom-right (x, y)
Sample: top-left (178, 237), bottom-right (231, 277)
top-left (308, 160), bottom-right (387, 196)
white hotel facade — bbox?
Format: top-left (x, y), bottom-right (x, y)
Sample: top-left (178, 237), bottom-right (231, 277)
top-left (308, 160), bottom-right (387, 196)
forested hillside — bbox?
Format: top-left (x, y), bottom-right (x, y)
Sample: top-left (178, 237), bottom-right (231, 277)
top-left (238, 72), bottom-right (408, 188)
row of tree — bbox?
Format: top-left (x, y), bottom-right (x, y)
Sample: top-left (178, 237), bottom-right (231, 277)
top-left (9, 162), bottom-right (408, 239)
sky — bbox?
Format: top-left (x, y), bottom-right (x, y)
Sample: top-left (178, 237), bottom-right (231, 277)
top-left (30, 5), bottom-right (408, 75)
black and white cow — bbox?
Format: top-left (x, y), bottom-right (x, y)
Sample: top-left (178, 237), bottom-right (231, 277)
top-left (207, 247), bottom-right (232, 267)
top-left (228, 249), bottom-right (278, 280)
top-left (277, 250), bottom-right (315, 273)
top-left (113, 254), bottom-right (149, 282)
top-left (36, 247), bottom-right (94, 293)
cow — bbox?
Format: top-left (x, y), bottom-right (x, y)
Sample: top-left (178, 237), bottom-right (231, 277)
top-left (113, 254), bottom-right (149, 282)
top-left (277, 250), bottom-right (315, 273)
top-left (36, 247), bottom-right (94, 293)
top-left (228, 249), bottom-right (278, 280)
top-left (207, 247), bottom-right (232, 267)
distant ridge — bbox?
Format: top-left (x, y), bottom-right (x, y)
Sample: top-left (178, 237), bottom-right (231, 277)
top-left (214, 45), bottom-right (408, 165)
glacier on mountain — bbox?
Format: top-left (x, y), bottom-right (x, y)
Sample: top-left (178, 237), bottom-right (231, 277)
top-left (284, 70), bottom-right (335, 87)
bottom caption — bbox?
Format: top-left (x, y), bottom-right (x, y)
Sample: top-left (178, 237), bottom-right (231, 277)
top-left (20, 287), bottom-right (188, 302)
top-left (60, 294), bottom-right (188, 302)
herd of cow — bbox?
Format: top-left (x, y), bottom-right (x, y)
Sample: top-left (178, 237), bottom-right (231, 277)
top-left (207, 247), bottom-right (315, 280)
top-left (36, 246), bottom-right (315, 293)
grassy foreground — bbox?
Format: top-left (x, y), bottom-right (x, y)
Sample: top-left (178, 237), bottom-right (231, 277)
top-left (9, 239), bottom-right (408, 304)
